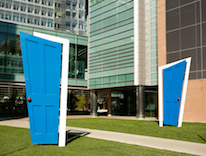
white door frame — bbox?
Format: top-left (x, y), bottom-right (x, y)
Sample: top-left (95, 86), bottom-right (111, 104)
top-left (158, 57), bottom-right (191, 127)
top-left (33, 32), bottom-right (69, 147)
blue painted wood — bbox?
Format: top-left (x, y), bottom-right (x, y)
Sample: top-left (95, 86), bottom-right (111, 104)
top-left (163, 60), bottom-right (186, 126)
top-left (20, 32), bottom-right (62, 144)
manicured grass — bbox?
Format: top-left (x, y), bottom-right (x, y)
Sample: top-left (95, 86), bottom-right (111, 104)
top-left (0, 126), bottom-right (191, 156)
top-left (67, 118), bottom-right (206, 143)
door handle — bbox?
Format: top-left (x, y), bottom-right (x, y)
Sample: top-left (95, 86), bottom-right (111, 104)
top-left (27, 97), bottom-right (31, 102)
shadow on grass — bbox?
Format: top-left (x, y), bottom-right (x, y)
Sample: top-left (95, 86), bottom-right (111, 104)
top-left (198, 135), bottom-right (206, 143)
top-left (3, 146), bottom-right (29, 156)
top-left (66, 129), bottom-right (90, 145)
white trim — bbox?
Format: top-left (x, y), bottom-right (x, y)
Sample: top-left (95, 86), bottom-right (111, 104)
top-left (158, 66), bottom-right (163, 127)
top-left (133, 0), bottom-right (139, 85)
top-left (158, 57), bottom-right (191, 127)
top-left (178, 57), bottom-right (191, 127)
top-left (33, 32), bottom-right (69, 147)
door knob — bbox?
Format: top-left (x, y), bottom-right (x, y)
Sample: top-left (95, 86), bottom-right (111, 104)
top-left (177, 98), bottom-right (180, 101)
top-left (27, 97), bottom-right (31, 102)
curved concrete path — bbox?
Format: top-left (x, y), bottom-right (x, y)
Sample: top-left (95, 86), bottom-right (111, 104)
top-left (0, 119), bottom-right (205, 156)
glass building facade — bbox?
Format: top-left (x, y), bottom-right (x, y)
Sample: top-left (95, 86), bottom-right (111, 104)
top-left (0, 21), bottom-right (88, 116)
top-left (89, 0), bottom-right (134, 89)
top-left (89, 0), bottom-right (158, 88)
top-left (0, 0), bottom-right (159, 118)
top-left (0, 0), bottom-right (87, 36)
top-left (89, 0), bottom-right (158, 117)
top-left (166, 0), bottom-right (206, 79)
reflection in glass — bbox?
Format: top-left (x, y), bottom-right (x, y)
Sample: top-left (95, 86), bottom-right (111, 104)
top-left (145, 88), bottom-right (158, 117)
top-left (111, 90), bottom-right (135, 116)
top-left (0, 87), bottom-right (27, 115)
top-left (69, 44), bottom-right (87, 80)
top-left (0, 33), bottom-right (23, 75)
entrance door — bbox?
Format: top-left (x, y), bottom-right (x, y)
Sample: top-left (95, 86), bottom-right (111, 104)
top-left (20, 32), bottom-right (62, 144)
top-left (163, 60), bottom-right (186, 126)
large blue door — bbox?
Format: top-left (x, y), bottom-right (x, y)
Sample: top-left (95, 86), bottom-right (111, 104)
top-left (163, 61), bottom-right (186, 126)
top-left (20, 32), bottom-right (62, 144)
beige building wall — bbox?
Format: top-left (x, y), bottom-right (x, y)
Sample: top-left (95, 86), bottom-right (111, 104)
top-left (157, 0), bottom-right (206, 122)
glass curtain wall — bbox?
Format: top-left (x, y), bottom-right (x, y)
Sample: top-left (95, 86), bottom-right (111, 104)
top-left (0, 30), bottom-right (87, 81)
top-left (111, 88), bottom-right (136, 116)
top-left (144, 86), bottom-right (158, 117)
top-left (0, 32), bottom-right (23, 81)
top-left (166, 0), bottom-right (206, 79)
top-left (69, 43), bottom-right (87, 79)
top-left (67, 89), bottom-right (90, 114)
top-left (89, 0), bottom-right (134, 89)
top-left (0, 87), bottom-right (27, 116)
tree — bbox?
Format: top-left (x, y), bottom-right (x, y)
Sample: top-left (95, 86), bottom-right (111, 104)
top-left (75, 94), bottom-right (87, 111)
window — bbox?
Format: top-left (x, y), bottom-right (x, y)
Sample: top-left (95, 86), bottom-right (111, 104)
top-left (48, 11), bottom-right (53, 17)
top-left (20, 16), bottom-right (26, 23)
top-left (41, 9), bottom-right (47, 16)
top-left (48, 1), bottom-right (53, 6)
top-left (13, 4), bottom-right (19, 10)
top-left (28, 7), bottom-right (33, 13)
top-left (27, 17), bottom-right (33, 24)
top-left (35, 9), bottom-right (40, 14)
top-left (48, 21), bottom-right (53, 27)
top-left (35, 0), bottom-right (40, 3)
top-left (21, 5), bottom-right (26, 12)
top-left (34, 19), bottom-right (40, 25)
top-left (6, 3), bottom-right (11, 9)
top-left (13, 15), bottom-right (19, 22)
top-left (55, 3), bottom-right (60, 8)
top-left (42, 0), bottom-right (47, 5)
top-left (41, 20), bottom-right (46, 26)
top-left (0, 2), bottom-right (5, 7)
top-left (5, 14), bottom-right (11, 20)
top-left (0, 13), bottom-right (4, 19)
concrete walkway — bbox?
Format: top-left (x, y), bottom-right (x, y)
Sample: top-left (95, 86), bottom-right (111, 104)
top-left (0, 119), bottom-right (206, 156)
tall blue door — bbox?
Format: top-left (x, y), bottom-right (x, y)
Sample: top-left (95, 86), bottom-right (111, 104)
top-left (20, 32), bottom-right (62, 144)
top-left (163, 61), bottom-right (186, 126)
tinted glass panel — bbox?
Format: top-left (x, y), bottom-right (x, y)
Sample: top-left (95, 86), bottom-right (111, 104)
top-left (180, 0), bottom-right (195, 5)
top-left (167, 52), bottom-right (180, 63)
top-left (202, 0), bottom-right (206, 22)
top-left (203, 47), bottom-right (206, 70)
top-left (203, 23), bottom-right (206, 46)
top-left (203, 71), bottom-right (206, 78)
top-left (166, 0), bottom-right (179, 10)
top-left (181, 26), bottom-right (196, 49)
top-left (197, 48), bottom-right (201, 70)
top-left (166, 9), bottom-right (179, 31)
top-left (180, 4), bottom-right (196, 27)
top-left (196, 24), bottom-right (200, 46)
top-left (189, 72), bottom-right (197, 79)
top-left (181, 49), bottom-right (197, 71)
top-left (167, 30), bottom-right (180, 52)
top-left (197, 72), bottom-right (202, 79)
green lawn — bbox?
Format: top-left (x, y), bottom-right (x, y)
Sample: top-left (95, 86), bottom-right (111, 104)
top-left (0, 126), bottom-right (192, 156)
top-left (67, 118), bottom-right (206, 143)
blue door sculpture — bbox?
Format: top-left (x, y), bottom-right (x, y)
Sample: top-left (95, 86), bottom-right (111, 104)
top-left (20, 32), bottom-right (62, 144)
top-left (163, 60), bottom-right (186, 126)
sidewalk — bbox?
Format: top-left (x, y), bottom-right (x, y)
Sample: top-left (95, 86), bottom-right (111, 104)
top-left (0, 119), bottom-right (205, 156)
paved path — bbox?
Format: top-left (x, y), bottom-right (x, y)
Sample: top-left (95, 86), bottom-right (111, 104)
top-left (0, 119), bottom-right (206, 156)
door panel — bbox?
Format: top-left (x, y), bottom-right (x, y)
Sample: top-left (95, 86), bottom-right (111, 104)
top-left (163, 60), bottom-right (186, 126)
top-left (20, 32), bottom-right (62, 144)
